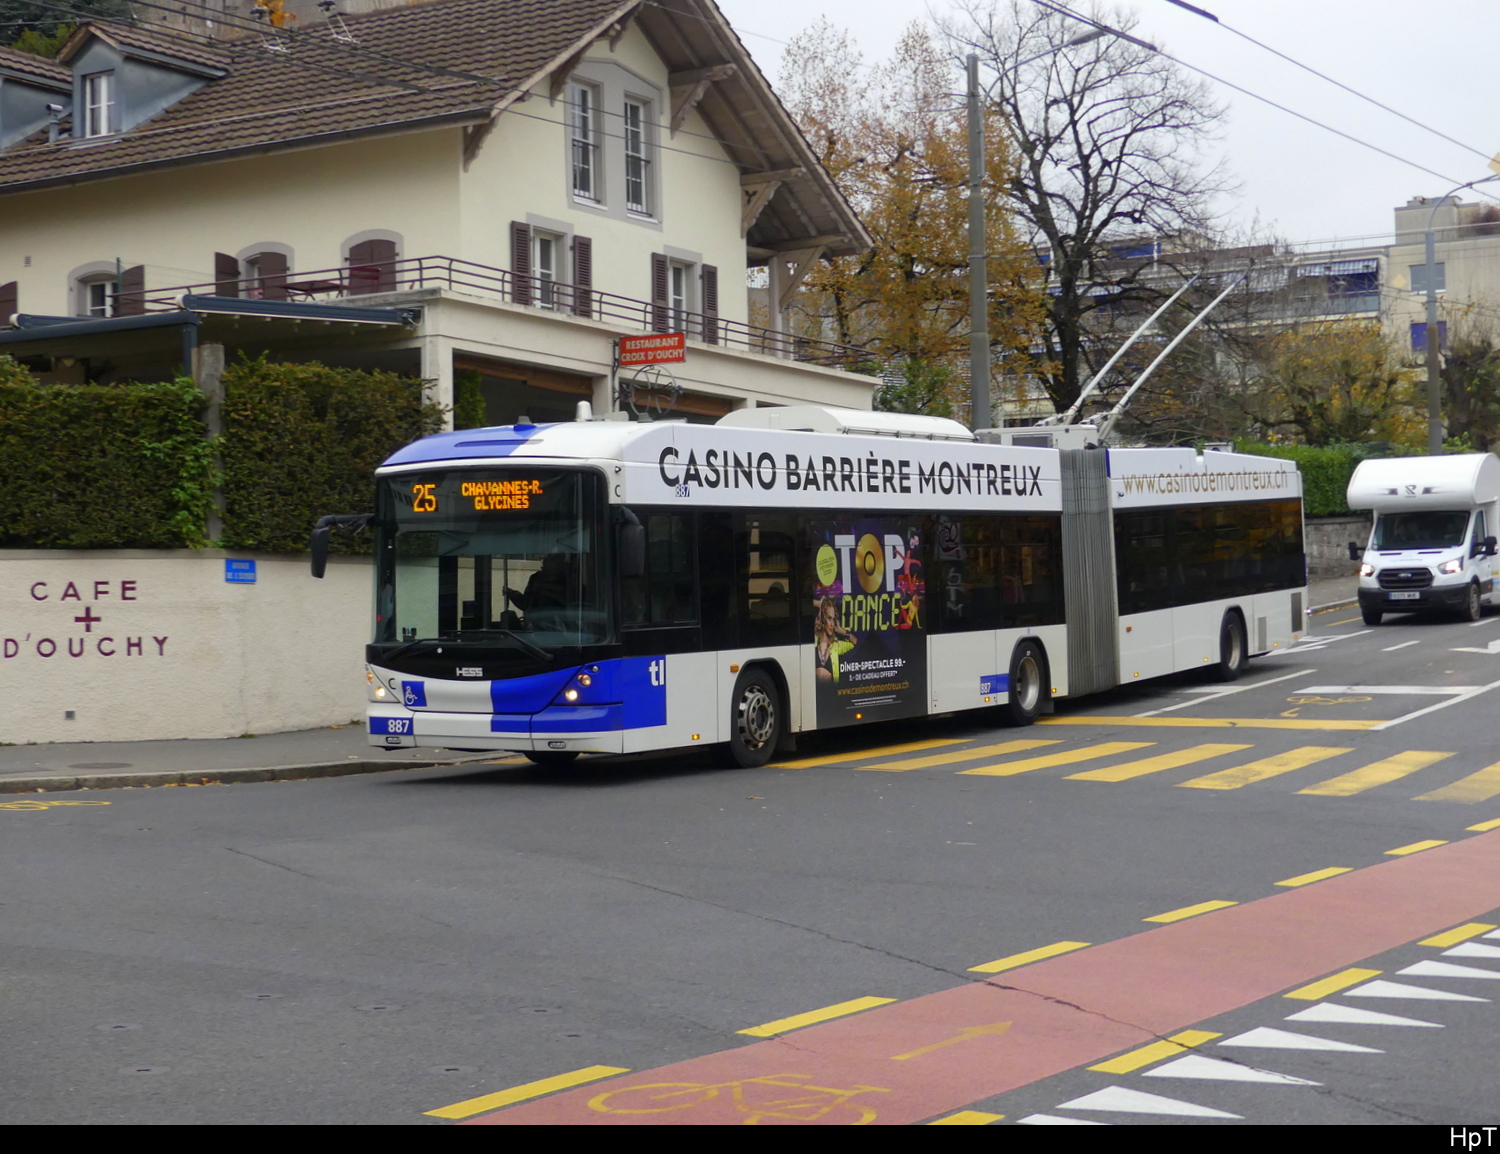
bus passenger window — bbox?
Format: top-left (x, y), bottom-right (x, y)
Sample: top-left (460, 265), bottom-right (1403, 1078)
top-left (622, 513), bottom-right (696, 626)
top-left (738, 513), bottom-right (797, 646)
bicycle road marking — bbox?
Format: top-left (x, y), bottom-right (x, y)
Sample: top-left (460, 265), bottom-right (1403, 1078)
top-left (586, 1074), bottom-right (890, 1125)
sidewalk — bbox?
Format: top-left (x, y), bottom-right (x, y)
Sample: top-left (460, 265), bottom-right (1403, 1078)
top-left (1308, 573), bottom-right (1358, 612)
top-left (0, 724), bottom-right (504, 797)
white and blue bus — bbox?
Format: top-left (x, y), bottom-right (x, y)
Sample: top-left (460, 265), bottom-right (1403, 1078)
top-left (312, 405), bottom-right (1306, 767)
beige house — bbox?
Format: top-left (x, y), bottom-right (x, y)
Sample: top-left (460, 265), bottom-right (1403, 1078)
top-left (0, 0), bottom-right (873, 424)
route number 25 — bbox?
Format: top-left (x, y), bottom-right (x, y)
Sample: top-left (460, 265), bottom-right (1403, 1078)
top-left (412, 483), bottom-right (438, 513)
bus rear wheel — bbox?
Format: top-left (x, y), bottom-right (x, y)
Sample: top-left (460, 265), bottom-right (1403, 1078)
top-left (1208, 612), bottom-right (1248, 682)
top-left (1003, 641), bottom-right (1047, 726)
top-left (723, 667), bottom-right (782, 768)
top-left (525, 750), bottom-right (580, 767)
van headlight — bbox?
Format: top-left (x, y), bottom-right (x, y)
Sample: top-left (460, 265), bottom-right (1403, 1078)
top-left (1439, 559), bottom-right (1463, 575)
top-left (1359, 563), bottom-right (1375, 577)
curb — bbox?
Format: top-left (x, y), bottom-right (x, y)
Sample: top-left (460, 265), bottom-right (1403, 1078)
top-left (0, 753), bottom-right (512, 796)
top-left (1309, 597), bottom-right (1357, 614)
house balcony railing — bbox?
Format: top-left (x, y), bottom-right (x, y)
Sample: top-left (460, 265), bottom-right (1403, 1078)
top-left (133, 254), bottom-right (871, 371)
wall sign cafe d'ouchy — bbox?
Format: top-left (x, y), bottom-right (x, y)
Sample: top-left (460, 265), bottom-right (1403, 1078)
top-left (7, 578), bottom-right (168, 661)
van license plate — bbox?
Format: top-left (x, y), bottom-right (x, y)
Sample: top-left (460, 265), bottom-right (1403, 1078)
top-left (1389, 591), bottom-right (1420, 600)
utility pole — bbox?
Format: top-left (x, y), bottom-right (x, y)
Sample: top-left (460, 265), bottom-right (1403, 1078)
top-left (967, 53), bottom-right (990, 431)
top-left (1423, 219), bottom-right (1442, 454)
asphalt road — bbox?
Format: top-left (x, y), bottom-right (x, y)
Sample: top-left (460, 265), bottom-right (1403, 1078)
top-left (5, 603), bottom-right (1500, 1126)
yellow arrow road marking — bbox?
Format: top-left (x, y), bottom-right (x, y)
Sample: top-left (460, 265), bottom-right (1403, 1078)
top-left (891, 1022), bottom-right (1012, 1061)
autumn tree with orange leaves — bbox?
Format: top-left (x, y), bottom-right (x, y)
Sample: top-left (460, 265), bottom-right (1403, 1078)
top-left (777, 21), bottom-right (1042, 421)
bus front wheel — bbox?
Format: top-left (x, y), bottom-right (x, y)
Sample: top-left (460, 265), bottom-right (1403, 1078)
top-left (1208, 612), bottom-right (1248, 682)
top-left (723, 667), bottom-right (783, 768)
top-left (1003, 641), bottom-right (1047, 726)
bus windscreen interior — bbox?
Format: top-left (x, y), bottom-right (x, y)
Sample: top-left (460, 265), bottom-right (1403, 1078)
top-left (375, 469), bottom-right (608, 647)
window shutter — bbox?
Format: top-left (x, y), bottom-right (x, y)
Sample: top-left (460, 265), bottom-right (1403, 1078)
top-left (116, 265), bottom-right (145, 317)
top-left (650, 252), bottom-right (669, 332)
top-left (700, 264), bottom-right (719, 345)
top-left (510, 221), bottom-right (533, 306)
top-left (347, 239), bottom-right (396, 295)
top-left (214, 253), bottom-right (240, 298)
top-left (0, 281), bottom-right (17, 326)
top-left (256, 250), bottom-right (289, 301)
top-left (571, 235), bottom-right (593, 319)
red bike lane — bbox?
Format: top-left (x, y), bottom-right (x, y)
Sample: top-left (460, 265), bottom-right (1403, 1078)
top-left (469, 829), bottom-right (1500, 1125)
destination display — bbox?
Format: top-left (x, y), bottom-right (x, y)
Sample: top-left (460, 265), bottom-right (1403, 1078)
top-left (398, 476), bottom-right (551, 517)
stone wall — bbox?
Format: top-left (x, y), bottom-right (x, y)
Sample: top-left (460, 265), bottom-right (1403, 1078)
top-left (1306, 514), bottom-right (1371, 579)
top-left (1, 549), bottom-right (370, 744)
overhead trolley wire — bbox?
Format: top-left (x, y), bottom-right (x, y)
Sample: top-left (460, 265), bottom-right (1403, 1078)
top-left (1025, 0), bottom-right (1500, 207)
top-left (1160, 0), bottom-right (1497, 167)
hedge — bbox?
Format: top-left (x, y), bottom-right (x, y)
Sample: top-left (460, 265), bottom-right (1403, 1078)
top-left (218, 356), bottom-right (444, 553)
top-left (0, 365), bottom-right (215, 548)
top-left (1234, 441), bottom-right (1364, 518)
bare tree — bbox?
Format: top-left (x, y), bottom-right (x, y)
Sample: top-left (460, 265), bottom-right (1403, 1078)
top-left (941, 0), bottom-right (1231, 415)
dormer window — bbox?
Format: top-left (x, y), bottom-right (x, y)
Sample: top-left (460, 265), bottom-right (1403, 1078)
top-left (82, 71), bottom-right (113, 137)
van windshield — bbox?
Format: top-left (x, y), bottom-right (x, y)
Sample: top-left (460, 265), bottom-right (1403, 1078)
top-left (1371, 510), bottom-right (1471, 550)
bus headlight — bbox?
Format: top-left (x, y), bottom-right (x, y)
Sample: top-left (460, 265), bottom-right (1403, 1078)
top-left (577, 673), bottom-right (592, 687)
top-left (374, 684), bottom-right (388, 698)
top-left (1359, 563), bottom-right (1374, 577)
top-left (564, 688), bottom-right (579, 702)
top-left (1439, 559), bottom-right (1463, 575)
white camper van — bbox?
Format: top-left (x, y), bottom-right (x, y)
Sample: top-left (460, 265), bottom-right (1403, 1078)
top-left (1346, 454), bottom-right (1500, 625)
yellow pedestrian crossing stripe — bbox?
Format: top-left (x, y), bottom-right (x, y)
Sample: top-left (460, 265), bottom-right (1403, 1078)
top-left (958, 741), bottom-right (1156, 777)
top-left (861, 738), bottom-right (1059, 772)
top-left (1415, 759), bottom-right (1500, 803)
top-left (1299, 750), bottom-right (1454, 797)
top-left (1067, 743), bottom-right (1253, 783)
top-left (1177, 746), bottom-right (1354, 791)
top-left (769, 734), bottom-right (1500, 803)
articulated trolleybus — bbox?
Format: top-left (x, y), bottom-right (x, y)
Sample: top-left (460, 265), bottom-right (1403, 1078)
top-left (317, 405), bottom-right (1306, 767)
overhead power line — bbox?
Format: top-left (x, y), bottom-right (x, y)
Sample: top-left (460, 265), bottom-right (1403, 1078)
top-left (1161, 0), bottom-right (1497, 167)
top-left (1023, 0), bottom-right (1500, 207)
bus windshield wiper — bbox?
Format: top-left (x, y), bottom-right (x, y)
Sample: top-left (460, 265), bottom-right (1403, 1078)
top-left (476, 629), bottom-right (554, 662)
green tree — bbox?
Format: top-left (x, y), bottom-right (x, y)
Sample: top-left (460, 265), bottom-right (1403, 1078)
top-left (1440, 326), bottom-right (1500, 453)
top-left (1247, 322), bottom-right (1419, 447)
top-left (2, 0), bottom-right (126, 45)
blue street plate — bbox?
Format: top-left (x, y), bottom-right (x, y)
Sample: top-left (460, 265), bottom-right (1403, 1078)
top-left (370, 717), bottom-right (413, 735)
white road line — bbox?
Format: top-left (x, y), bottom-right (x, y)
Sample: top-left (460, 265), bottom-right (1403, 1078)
top-left (1343, 979), bottom-right (1487, 1002)
top-left (1372, 674), bottom-right (1500, 731)
top-left (1397, 960), bottom-right (1500, 981)
top-left (1451, 639), bottom-right (1500, 655)
top-left (1133, 669), bottom-right (1318, 717)
top-left (1143, 1055), bottom-right (1319, 1085)
top-left (1382, 641), bottom-right (1420, 651)
top-left (1217, 1027), bottom-right (1380, 1053)
top-left (1055, 1086), bottom-right (1240, 1119)
top-left (1294, 630), bottom-right (1373, 646)
top-left (1296, 685), bottom-right (1480, 696)
top-left (1285, 1002), bottom-right (1440, 1028)
top-left (1470, 616), bottom-right (1500, 627)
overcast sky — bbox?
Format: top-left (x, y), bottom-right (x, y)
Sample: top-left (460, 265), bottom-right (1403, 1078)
top-left (716, 0), bottom-right (1499, 252)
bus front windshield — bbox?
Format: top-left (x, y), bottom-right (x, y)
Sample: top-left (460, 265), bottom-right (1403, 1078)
top-left (1371, 510), bottom-right (1471, 551)
top-left (374, 468), bottom-right (609, 651)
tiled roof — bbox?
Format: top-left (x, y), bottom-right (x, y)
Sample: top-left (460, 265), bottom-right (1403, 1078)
top-left (60, 22), bottom-right (233, 73)
top-left (0, 45), bottom-right (72, 88)
top-left (0, 0), bottom-right (632, 193)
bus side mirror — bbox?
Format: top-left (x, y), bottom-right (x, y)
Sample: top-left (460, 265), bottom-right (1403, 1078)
top-left (1347, 541), bottom-right (1361, 561)
top-left (310, 514), bottom-right (371, 578)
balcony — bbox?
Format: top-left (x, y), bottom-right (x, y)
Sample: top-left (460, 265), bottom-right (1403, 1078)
top-left (131, 254), bottom-right (870, 372)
